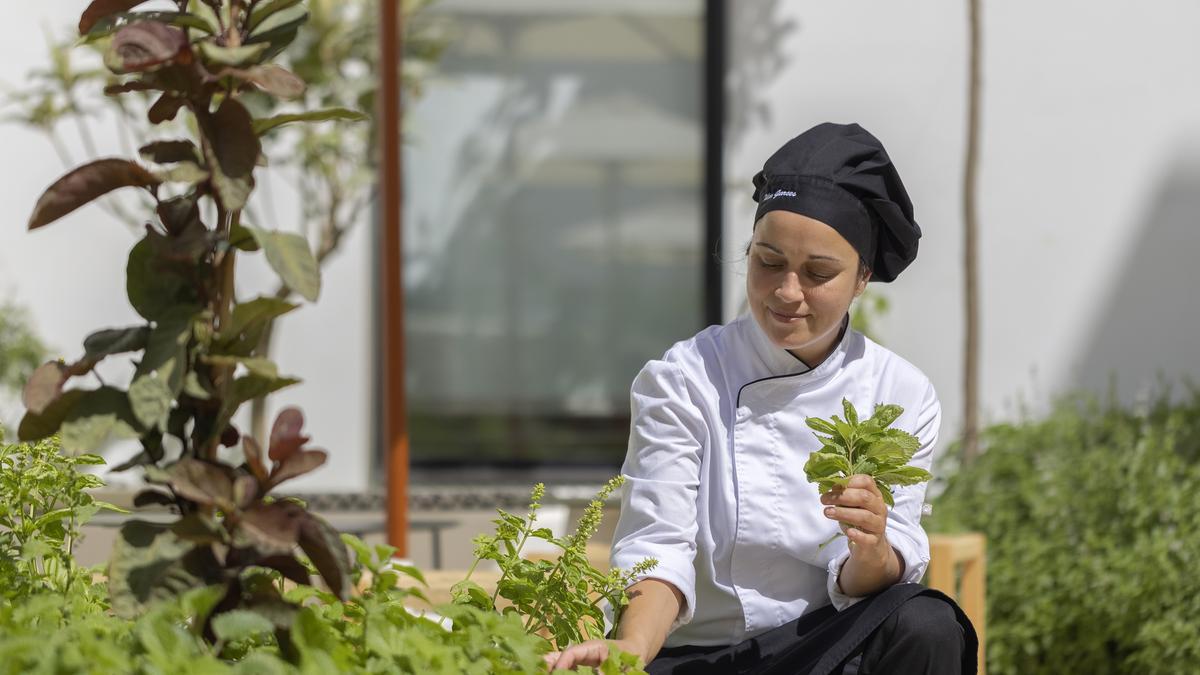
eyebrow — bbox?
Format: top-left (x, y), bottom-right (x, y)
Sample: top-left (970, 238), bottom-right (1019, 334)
top-left (753, 242), bottom-right (840, 262)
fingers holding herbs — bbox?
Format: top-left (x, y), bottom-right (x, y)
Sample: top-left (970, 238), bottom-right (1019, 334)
top-left (821, 474), bottom-right (889, 549)
top-left (804, 398), bottom-right (933, 552)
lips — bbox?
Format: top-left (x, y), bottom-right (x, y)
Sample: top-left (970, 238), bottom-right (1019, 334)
top-left (768, 307), bottom-right (808, 321)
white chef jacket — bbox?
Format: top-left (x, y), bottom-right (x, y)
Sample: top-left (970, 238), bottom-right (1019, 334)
top-left (609, 312), bottom-right (939, 648)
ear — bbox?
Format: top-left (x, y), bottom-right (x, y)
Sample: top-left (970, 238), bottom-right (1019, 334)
top-left (854, 269), bottom-right (871, 297)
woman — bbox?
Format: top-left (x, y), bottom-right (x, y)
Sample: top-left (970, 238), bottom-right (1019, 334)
top-left (548, 122), bottom-right (977, 674)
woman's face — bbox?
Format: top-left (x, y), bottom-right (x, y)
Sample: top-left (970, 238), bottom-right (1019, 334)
top-left (746, 210), bottom-right (869, 365)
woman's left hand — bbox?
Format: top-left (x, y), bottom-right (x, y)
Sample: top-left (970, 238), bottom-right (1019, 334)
top-left (820, 474), bottom-right (891, 562)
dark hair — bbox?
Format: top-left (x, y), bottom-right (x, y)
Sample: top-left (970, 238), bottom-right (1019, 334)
top-left (857, 257), bottom-right (871, 280)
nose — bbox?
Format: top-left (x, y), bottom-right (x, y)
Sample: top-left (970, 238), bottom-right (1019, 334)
top-left (774, 272), bottom-right (804, 303)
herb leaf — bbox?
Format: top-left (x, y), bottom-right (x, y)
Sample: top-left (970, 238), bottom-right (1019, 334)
top-left (804, 398), bottom-right (932, 503)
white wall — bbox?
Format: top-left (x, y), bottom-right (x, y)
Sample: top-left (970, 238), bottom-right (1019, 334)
top-left (7, 0), bottom-right (1200, 487)
top-left (0, 1), bottom-right (374, 491)
top-left (725, 0), bottom-right (1200, 439)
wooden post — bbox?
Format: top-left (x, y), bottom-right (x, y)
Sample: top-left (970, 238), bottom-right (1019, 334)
top-left (928, 533), bottom-right (987, 675)
top-left (962, 0), bottom-right (984, 466)
top-left (379, 0), bottom-right (408, 557)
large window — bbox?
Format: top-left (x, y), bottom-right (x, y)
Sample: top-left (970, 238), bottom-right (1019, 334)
top-left (403, 0), bottom-right (709, 465)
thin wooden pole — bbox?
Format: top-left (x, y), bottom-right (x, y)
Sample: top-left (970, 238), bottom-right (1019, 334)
top-left (379, 0), bottom-right (409, 556)
top-left (962, 0), bottom-right (983, 465)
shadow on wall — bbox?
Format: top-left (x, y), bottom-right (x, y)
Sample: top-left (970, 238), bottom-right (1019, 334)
top-left (1072, 148), bottom-right (1200, 403)
top-left (726, 0), bottom-right (799, 148)
top-left (722, 0), bottom-right (798, 322)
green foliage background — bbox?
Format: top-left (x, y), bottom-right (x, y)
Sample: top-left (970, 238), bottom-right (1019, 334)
top-left (0, 302), bottom-right (45, 394)
top-left (930, 391), bottom-right (1200, 675)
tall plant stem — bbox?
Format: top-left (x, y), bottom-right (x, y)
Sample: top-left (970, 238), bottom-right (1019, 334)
top-left (523, 551), bottom-right (572, 634)
top-left (489, 517), bottom-right (537, 606)
top-left (204, 206), bottom-right (239, 460)
top-left (217, 210), bottom-right (239, 331)
top-left (228, 0), bottom-right (245, 47)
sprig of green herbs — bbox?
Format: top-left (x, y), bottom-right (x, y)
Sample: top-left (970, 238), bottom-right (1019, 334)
top-left (803, 398), bottom-right (932, 507)
top-left (0, 431), bottom-right (125, 602)
top-left (455, 477), bottom-right (658, 654)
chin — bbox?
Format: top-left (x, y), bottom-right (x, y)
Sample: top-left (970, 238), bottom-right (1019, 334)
top-left (776, 333), bottom-right (818, 351)
top-left (764, 324), bottom-right (817, 350)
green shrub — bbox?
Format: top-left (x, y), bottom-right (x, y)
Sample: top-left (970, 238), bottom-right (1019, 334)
top-left (0, 432), bottom-right (646, 673)
top-left (931, 391), bottom-right (1200, 675)
top-left (0, 302), bottom-right (45, 394)
top-left (0, 430), bottom-right (121, 603)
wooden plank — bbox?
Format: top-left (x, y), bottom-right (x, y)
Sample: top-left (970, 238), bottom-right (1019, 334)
top-left (960, 540), bottom-right (987, 675)
top-left (927, 533), bottom-right (987, 675)
top-left (930, 532), bottom-right (984, 561)
top-left (927, 536), bottom-right (957, 597)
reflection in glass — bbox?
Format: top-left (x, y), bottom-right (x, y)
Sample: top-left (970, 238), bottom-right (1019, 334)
top-left (403, 1), bottom-right (705, 464)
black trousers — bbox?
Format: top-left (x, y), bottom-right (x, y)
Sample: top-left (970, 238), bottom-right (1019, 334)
top-left (646, 583), bottom-right (977, 675)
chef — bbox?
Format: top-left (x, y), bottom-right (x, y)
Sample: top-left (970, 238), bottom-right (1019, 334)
top-left (548, 122), bottom-right (978, 674)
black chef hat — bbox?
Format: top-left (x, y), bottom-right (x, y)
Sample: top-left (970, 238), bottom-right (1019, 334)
top-left (751, 122), bottom-right (921, 282)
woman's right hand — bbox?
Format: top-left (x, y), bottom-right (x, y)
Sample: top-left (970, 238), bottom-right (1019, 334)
top-left (545, 578), bottom-right (679, 671)
top-left (543, 638), bottom-right (646, 672)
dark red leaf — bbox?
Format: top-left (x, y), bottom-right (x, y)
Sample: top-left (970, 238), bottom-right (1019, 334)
top-left (224, 64), bottom-right (305, 99)
top-left (233, 474), bottom-right (258, 510)
top-left (266, 450), bottom-right (327, 492)
top-left (268, 407), bottom-right (308, 462)
top-left (171, 513), bottom-right (224, 545)
top-left (133, 488), bottom-right (175, 507)
top-left (83, 325), bottom-right (151, 360)
top-left (29, 159), bottom-right (160, 230)
top-left (106, 21), bottom-right (191, 74)
top-left (145, 219), bottom-right (209, 264)
top-left (197, 98), bottom-right (260, 211)
top-left (72, 325), bottom-right (151, 382)
top-left (257, 555), bottom-right (310, 586)
top-left (242, 437), bottom-right (269, 484)
top-left (147, 93), bottom-right (186, 124)
top-left (297, 514), bottom-right (350, 600)
top-left (105, 80), bottom-right (159, 96)
top-left (22, 361), bottom-right (69, 415)
top-left (167, 458), bottom-right (234, 508)
top-left (155, 192), bottom-right (201, 235)
top-left (79, 0), bottom-right (152, 35)
top-left (18, 389), bottom-right (87, 442)
top-left (240, 501), bottom-right (306, 556)
top-left (141, 140), bottom-right (199, 165)
top-left (126, 230), bottom-right (200, 321)
top-left (112, 450), bottom-right (155, 472)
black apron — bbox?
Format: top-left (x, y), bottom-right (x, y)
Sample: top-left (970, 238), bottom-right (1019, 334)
top-left (646, 583), bottom-right (978, 675)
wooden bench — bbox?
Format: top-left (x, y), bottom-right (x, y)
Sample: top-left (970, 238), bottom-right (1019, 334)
top-left (927, 533), bottom-right (986, 675)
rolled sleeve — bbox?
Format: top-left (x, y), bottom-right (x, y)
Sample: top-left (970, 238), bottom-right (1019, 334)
top-left (826, 382), bottom-right (940, 611)
top-left (609, 359), bottom-right (705, 630)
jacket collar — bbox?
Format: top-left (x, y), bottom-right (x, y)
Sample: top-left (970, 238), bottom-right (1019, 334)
top-left (742, 311), bottom-right (854, 381)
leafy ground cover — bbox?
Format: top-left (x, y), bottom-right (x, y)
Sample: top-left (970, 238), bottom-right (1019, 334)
top-left (930, 391), bottom-right (1200, 675)
top-left (0, 431), bottom-right (649, 674)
